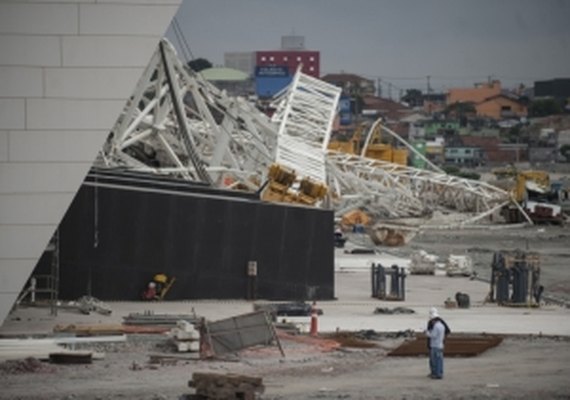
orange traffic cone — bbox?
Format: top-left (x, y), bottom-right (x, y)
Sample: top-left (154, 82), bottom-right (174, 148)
top-left (309, 301), bottom-right (318, 337)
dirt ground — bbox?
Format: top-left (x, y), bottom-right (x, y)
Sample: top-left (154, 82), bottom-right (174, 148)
top-left (1, 225), bottom-right (570, 400)
top-left (1, 333), bottom-right (570, 400)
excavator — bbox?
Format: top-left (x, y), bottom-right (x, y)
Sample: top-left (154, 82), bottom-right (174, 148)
top-left (492, 167), bottom-right (564, 224)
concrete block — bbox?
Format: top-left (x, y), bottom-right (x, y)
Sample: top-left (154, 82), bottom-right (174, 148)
top-left (0, 163), bottom-right (91, 194)
top-left (0, 67), bottom-right (43, 98)
top-left (80, 4), bottom-right (179, 36)
top-left (176, 341), bottom-right (199, 352)
top-left (0, 36), bottom-right (61, 67)
top-left (62, 36), bottom-right (159, 67)
top-left (0, 99), bottom-right (25, 130)
top-left (0, 225), bottom-right (56, 260)
top-left (0, 3), bottom-right (78, 35)
top-left (0, 193), bottom-right (74, 225)
top-left (45, 68), bottom-right (143, 100)
top-left (0, 131), bottom-right (7, 161)
top-left (9, 130), bottom-right (107, 162)
top-left (26, 98), bottom-right (125, 130)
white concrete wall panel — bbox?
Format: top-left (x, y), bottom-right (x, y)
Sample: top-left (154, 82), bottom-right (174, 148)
top-left (8, 130), bottom-right (107, 162)
top-left (45, 68), bottom-right (143, 99)
top-left (0, 131), bottom-right (7, 161)
top-left (0, 194), bottom-right (74, 225)
top-left (98, 0), bottom-right (180, 4)
top-left (27, 99), bottom-right (125, 130)
top-left (0, 259), bottom-right (48, 323)
top-left (0, 99), bottom-right (25, 130)
top-left (62, 36), bottom-right (160, 67)
top-left (0, 163), bottom-right (93, 194)
top-left (0, 0), bottom-right (182, 326)
top-left (80, 4), bottom-right (179, 36)
top-left (0, 67), bottom-right (43, 98)
top-left (0, 3), bottom-right (78, 35)
top-left (0, 36), bottom-right (61, 67)
top-left (0, 226), bottom-right (56, 260)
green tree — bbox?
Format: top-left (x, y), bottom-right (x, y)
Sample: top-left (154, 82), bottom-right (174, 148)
top-left (402, 89), bottom-right (424, 107)
top-left (529, 99), bottom-right (562, 117)
top-left (187, 58), bottom-right (212, 72)
top-left (560, 144), bottom-right (570, 162)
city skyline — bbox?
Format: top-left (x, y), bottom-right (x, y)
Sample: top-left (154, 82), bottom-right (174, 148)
top-left (167, 0), bottom-right (570, 94)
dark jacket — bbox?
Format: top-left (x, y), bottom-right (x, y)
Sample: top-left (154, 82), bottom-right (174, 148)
top-left (426, 317), bottom-right (450, 349)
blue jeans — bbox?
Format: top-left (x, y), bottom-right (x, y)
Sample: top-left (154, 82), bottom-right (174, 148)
top-left (429, 347), bottom-right (444, 378)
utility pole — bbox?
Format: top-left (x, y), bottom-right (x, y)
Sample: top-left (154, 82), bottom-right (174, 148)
top-left (426, 75), bottom-right (431, 94)
top-left (376, 77), bottom-right (382, 97)
top-left (388, 82), bottom-right (392, 100)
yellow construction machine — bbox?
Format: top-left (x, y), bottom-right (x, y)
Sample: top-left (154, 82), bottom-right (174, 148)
top-left (492, 167), bottom-right (564, 224)
top-left (260, 163), bottom-right (328, 206)
top-left (327, 121), bottom-right (408, 166)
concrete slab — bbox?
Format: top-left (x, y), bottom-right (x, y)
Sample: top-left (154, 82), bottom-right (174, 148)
top-left (2, 251), bottom-right (569, 337)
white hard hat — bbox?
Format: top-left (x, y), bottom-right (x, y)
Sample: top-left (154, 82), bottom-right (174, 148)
top-left (429, 307), bottom-right (439, 318)
top-left (148, 282), bottom-right (156, 288)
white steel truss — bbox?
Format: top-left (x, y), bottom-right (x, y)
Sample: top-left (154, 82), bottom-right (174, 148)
top-left (101, 39), bottom-right (522, 229)
top-left (270, 70), bottom-right (341, 184)
top-left (326, 150), bottom-right (510, 222)
top-left (101, 39), bottom-right (278, 190)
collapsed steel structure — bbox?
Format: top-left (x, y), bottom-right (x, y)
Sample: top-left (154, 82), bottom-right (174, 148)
top-left (100, 39), bottom-right (517, 228)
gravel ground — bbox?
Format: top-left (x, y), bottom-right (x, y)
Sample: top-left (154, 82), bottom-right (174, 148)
top-left (1, 333), bottom-right (569, 400)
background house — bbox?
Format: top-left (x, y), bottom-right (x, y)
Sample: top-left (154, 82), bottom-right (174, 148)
top-left (448, 80), bottom-right (502, 105)
top-left (475, 94), bottom-right (528, 120)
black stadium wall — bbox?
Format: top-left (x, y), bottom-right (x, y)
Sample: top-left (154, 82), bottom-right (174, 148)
top-left (34, 169), bottom-right (335, 301)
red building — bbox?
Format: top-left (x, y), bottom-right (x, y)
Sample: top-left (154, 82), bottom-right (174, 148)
top-left (255, 50), bottom-right (320, 78)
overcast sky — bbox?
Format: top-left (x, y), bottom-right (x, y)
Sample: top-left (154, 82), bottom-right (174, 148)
top-left (166, 0), bottom-right (570, 94)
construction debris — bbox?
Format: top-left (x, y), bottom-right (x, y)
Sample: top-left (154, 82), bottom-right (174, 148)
top-left (445, 255), bottom-right (474, 277)
top-left (200, 311), bottom-right (284, 359)
top-left (188, 372), bottom-right (264, 400)
top-left (373, 307), bottom-right (415, 315)
top-left (409, 250), bottom-right (437, 275)
top-left (122, 310), bottom-right (199, 326)
top-left (388, 334), bottom-right (503, 357)
top-left (168, 320), bottom-right (200, 353)
top-left (0, 357), bottom-right (56, 374)
top-left (0, 336), bottom-right (120, 362)
top-left (54, 323), bottom-right (170, 335)
top-left (254, 302), bottom-right (323, 320)
top-left (74, 296), bottom-right (112, 315)
top-left (49, 352), bottom-right (93, 364)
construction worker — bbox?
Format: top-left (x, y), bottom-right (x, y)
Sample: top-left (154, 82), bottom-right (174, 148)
top-left (426, 307), bottom-right (450, 379)
top-left (142, 282), bottom-right (158, 300)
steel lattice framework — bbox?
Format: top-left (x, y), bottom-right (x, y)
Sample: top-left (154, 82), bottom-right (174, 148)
top-left (100, 39), bottom-right (521, 228)
top-left (270, 70), bottom-right (341, 184)
top-left (102, 40), bottom-right (277, 191)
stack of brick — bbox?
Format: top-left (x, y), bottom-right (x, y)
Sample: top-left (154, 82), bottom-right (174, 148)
top-left (188, 372), bottom-right (264, 400)
top-left (168, 320), bottom-right (200, 353)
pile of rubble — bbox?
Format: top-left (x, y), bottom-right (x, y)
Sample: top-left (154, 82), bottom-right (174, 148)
top-left (0, 357), bottom-right (56, 374)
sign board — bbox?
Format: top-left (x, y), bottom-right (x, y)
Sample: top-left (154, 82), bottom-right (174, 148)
top-left (255, 66), bottom-right (289, 77)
